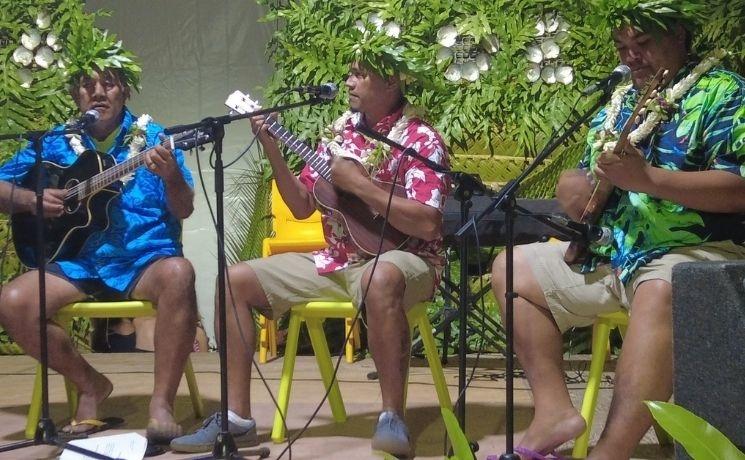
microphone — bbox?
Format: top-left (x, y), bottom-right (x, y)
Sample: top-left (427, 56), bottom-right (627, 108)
top-left (67, 109), bottom-right (101, 130)
top-left (581, 65), bottom-right (631, 95)
top-left (547, 215), bottom-right (613, 245)
top-left (289, 83), bottom-right (338, 100)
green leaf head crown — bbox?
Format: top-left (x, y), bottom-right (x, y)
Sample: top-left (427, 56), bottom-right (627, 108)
top-left (64, 26), bottom-right (142, 91)
top-left (592, 0), bottom-right (707, 34)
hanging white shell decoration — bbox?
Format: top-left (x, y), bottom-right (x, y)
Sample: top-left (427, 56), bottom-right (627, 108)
top-left (461, 62), bottom-right (480, 82)
top-left (12, 46), bottom-right (34, 66)
top-left (541, 39), bottom-right (560, 59)
top-left (21, 29), bottom-right (42, 50)
top-left (384, 22), bottom-right (400, 38)
top-left (475, 53), bottom-right (491, 71)
top-left (436, 46), bottom-right (453, 64)
top-left (481, 34), bottom-right (500, 54)
top-left (34, 46), bottom-right (55, 69)
top-left (526, 45), bottom-right (543, 63)
top-left (527, 63), bottom-right (541, 82)
top-left (556, 66), bottom-right (574, 84)
top-left (541, 66), bottom-right (556, 84)
top-left (437, 25), bottom-right (458, 48)
top-left (444, 63), bottom-right (462, 82)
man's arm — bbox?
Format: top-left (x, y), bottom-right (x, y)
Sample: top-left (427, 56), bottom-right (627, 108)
top-left (145, 145), bottom-right (194, 219)
top-left (0, 181), bottom-right (66, 217)
top-left (330, 157), bottom-right (442, 241)
top-left (250, 115), bottom-right (316, 219)
top-left (594, 147), bottom-right (745, 213)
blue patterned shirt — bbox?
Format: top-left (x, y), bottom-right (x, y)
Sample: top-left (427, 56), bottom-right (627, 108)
top-left (579, 66), bottom-right (745, 283)
top-left (0, 108), bottom-right (194, 292)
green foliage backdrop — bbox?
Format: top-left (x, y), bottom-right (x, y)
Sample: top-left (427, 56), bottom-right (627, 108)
top-left (257, 0), bottom-right (745, 195)
top-left (0, 0), bottom-right (101, 352)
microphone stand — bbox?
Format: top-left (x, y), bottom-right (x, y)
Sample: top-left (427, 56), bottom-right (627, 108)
top-left (0, 129), bottom-right (118, 460)
top-left (164, 96), bottom-right (330, 460)
top-left (454, 89), bottom-right (612, 459)
top-left (355, 124), bottom-right (481, 456)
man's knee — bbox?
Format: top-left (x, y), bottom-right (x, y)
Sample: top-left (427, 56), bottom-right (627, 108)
top-left (158, 257), bottom-right (196, 288)
top-left (364, 263), bottom-right (406, 311)
top-left (491, 246), bottom-right (538, 298)
top-left (0, 285), bottom-right (31, 327)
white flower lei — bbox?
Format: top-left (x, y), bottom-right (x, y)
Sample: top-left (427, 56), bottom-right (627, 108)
top-left (593, 49), bottom-right (726, 153)
top-left (323, 103), bottom-right (421, 169)
top-left (65, 113), bottom-right (152, 183)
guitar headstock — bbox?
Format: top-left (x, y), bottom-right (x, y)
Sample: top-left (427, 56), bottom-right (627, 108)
top-left (167, 129), bottom-right (214, 150)
top-left (225, 90), bottom-right (262, 115)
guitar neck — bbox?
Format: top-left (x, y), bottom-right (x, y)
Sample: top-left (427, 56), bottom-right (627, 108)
top-left (66, 141), bottom-right (165, 201)
top-left (264, 118), bottom-right (332, 181)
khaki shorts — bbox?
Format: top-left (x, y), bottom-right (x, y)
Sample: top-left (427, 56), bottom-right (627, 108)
top-left (520, 240), bottom-right (745, 332)
top-left (245, 250), bottom-right (437, 318)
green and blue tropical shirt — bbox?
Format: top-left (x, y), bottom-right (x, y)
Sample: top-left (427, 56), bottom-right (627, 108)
top-left (579, 65), bottom-right (745, 284)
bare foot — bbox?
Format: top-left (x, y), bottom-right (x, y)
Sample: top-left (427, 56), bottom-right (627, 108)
top-left (146, 399), bottom-right (183, 443)
top-left (62, 372), bottom-right (113, 434)
top-left (518, 407), bottom-right (586, 456)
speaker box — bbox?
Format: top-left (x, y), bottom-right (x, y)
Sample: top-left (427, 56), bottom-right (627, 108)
top-left (672, 261), bottom-right (745, 459)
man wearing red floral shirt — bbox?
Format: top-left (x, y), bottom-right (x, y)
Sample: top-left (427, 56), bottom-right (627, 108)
top-left (171, 63), bottom-right (449, 457)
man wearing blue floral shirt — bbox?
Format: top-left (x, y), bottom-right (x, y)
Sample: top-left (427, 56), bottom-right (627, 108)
top-left (0, 32), bottom-right (197, 443)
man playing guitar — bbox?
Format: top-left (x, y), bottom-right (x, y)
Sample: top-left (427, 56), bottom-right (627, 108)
top-left (171, 61), bottom-right (449, 457)
top-left (0, 30), bottom-right (197, 442)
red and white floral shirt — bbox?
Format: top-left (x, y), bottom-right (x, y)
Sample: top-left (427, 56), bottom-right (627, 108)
top-left (298, 104), bottom-right (450, 274)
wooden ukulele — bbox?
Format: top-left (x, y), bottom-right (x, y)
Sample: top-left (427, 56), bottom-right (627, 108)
top-left (564, 69), bottom-right (665, 264)
top-left (225, 90), bottom-right (410, 255)
top-left (12, 128), bottom-right (213, 268)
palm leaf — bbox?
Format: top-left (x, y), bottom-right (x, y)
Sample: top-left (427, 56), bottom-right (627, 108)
top-left (645, 401), bottom-right (745, 460)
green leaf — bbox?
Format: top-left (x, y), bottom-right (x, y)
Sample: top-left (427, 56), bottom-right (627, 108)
top-left (645, 401), bottom-right (745, 460)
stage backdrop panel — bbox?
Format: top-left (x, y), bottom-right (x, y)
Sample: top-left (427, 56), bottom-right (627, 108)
top-left (672, 260), bottom-right (745, 459)
top-left (87, 0), bottom-right (275, 344)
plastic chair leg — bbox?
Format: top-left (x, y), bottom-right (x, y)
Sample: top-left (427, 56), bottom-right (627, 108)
top-left (25, 364), bottom-right (44, 439)
top-left (417, 315), bottom-right (452, 411)
top-left (184, 356), bottom-right (203, 418)
top-left (344, 317), bottom-right (357, 363)
top-left (306, 318), bottom-right (346, 422)
top-left (573, 318), bottom-right (613, 458)
top-left (258, 315), bottom-right (270, 364)
top-left (272, 312), bottom-right (302, 443)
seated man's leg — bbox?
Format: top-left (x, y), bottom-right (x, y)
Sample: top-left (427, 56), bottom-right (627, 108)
top-left (0, 269), bottom-right (112, 431)
top-left (129, 257), bottom-right (198, 440)
top-left (589, 279), bottom-right (672, 460)
top-left (491, 241), bottom-right (620, 455)
top-left (172, 252), bottom-right (349, 453)
top-left (589, 241), bottom-right (745, 459)
top-left (354, 250), bottom-right (437, 456)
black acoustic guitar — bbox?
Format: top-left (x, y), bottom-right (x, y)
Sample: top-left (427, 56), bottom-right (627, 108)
top-left (225, 90), bottom-right (410, 255)
top-left (11, 129), bottom-right (212, 267)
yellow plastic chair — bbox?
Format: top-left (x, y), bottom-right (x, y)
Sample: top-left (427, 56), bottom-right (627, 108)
top-left (270, 301), bottom-right (452, 443)
top-left (572, 310), bottom-right (629, 457)
top-left (258, 180), bottom-right (361, 363)
top-left (25, 300), bottom-right (204, 439)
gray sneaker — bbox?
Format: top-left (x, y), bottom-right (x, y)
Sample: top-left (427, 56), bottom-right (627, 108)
top-left (371, 411), bottom-right (413, 458)
top-left (170, 412), bottom-right (258, 453)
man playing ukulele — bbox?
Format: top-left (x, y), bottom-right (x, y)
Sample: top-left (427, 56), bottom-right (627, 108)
top-left (488, 2), bottom-right (745, 459)
top-left (172, 60), bottom-right (449, 457)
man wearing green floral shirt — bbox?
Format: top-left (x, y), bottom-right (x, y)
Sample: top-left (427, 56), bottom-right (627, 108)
top-left (489, 3), bottom-right (745, 459)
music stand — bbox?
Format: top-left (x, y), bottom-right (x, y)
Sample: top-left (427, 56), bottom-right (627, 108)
top-left (0, 128), bottom-right (117, 460)
top-left (163, 96), bottom-right (330, 459)
top-left (455, 91), bottom-right (611, 459)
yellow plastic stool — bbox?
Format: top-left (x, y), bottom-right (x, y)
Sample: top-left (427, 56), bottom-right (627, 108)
top-left (271, 301), bottom-right (452, 443)
top-left (258, 180), bottom-right (360, 363)
top-left (25, 300), bottom-right (204, 439)
top-left (572, 310), bottom-right (629, 458)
